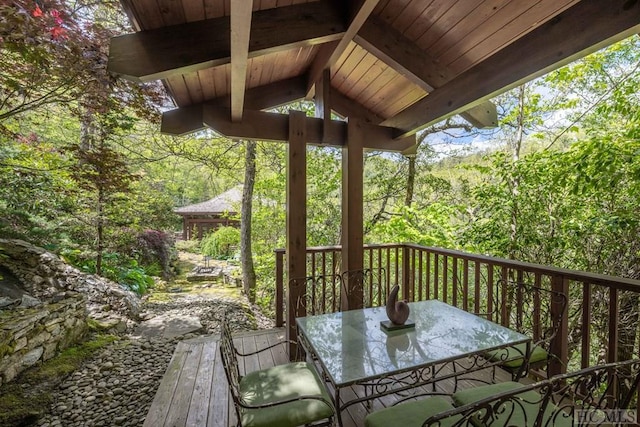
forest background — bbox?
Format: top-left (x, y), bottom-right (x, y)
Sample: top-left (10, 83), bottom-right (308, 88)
top-left (1, 1), bottom-right (640, 325)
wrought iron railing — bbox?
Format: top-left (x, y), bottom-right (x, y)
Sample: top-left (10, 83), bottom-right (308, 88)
top-left (275, 243), bottom-right (640, 377)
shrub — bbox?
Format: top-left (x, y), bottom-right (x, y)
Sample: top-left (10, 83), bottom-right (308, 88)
top-left (136, 229), bottom-right (175, 279)
top-left (175, 238), bottom-right (200, 253)
top-left (201, 226), bottom-right (240, 259)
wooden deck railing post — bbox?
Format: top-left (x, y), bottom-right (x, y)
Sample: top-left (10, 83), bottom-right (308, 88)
top-left (549, 274), bottom-right (569, 376)
top-left (402, 245), bottom-right (411, 301)
top-left (275, 249), bottom-right (284, 327)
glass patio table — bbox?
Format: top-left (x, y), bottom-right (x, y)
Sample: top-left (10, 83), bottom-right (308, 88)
top-left (295, 299), bottom-right (531, 426)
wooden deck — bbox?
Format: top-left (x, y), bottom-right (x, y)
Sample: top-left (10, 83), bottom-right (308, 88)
top-left (143, 328), bottom-right (518, 427)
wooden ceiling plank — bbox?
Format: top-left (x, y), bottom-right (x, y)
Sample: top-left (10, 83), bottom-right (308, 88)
top-left (443, 0), bottom-right (576, 72)
top-left (376, 0), bottom-right (412, 26)
top-left (378, 81), bottom-right (424, 118)
top-left (165, 74), bottom-right (192, 105)
top-left (392, 0), bottom-right (433, 34)
top-left (417, 0), bottom-right (482, 50)
top-left (182, 1), bottom-right (205, 23)
top-left (203, 0), bottom-right (224, 19)
top-left (356, 16), bottom-right (497, 127)
top-left (247, 56), bottom-right (265, 90)
top-left (332, 44), bottom-right (369, 93)
top-left (109, 0), bottom-right (345, 83)
top-left (330, 89), bottom-right (385, 125)
top-left (428, 0), bottom-right (523, 69)
top-left (382, 0), bottom-right (640, 138)
top-left (344, 57), bottom-right (386, 101)
top-left (183, 72), bottom-right (205, 104)
top-left (158, 0), bottom-right (187, 26)
top-left (357, 64), bottom-right (398, 107)
top-left (131, 0), bottom-right (166, 30)
top-left (372, 0), bottom-right (390, 16)
top-left (428, 0), bottom-right (511, 59)
top-left (198, 69), bottom-right (217, 100)
top-left (306, 0), bottom-right (381, 93)
top-left (258, 52), bottom-right (276, 87)
top-left (211, 65), bottom-right (228, 98)
top-left (260, 0), bottom-right (278, 10)
top-left (403, 0), bottom-right (450, 44)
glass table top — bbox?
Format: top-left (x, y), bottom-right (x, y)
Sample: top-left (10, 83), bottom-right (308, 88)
top-left (296, 300), bottom-right (530, 386)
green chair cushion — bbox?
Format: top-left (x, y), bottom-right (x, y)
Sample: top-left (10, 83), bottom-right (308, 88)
top-left (239, 361), bottom-right (334, 427)
top-left (453, 382), bottom-right (572, 427)
top-left (485, 343), bottom-right (548, 368)
top-left (365, 396), bottom-right (462, 427)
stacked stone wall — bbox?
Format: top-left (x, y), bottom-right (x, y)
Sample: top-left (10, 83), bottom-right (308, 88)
top-left (0, 293), bottom-right (87, 386)
top-left (0, 239), bottom-right (141, 320)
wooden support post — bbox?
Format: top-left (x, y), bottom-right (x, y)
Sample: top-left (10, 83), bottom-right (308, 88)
top-left (315, 69), bottom-right (332, 142)
top-left (275, 250), bottom-right (284, 327)
top-left (286, 110), bottom-right (307, 360)
top-left (341, 119), bottom-right (364, 310)
top-left (549, 274), bottom-right (569, 376)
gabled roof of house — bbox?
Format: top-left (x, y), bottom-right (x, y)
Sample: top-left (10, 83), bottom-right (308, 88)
top-left (174, 186), bottom-right (242, 216)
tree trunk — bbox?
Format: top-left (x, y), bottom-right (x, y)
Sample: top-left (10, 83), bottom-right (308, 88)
top-left (508, 84), bottom-right (526, 260)
top-left (96, 185), bottom-right (104, 276)
top-left (405, 155), bottom-right (416, 207)
top-left (241, 140), bottom-right (257, 302)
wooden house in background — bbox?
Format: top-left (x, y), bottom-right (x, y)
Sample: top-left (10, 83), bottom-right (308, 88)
top-left (174, 187), bottom-right (241, 240)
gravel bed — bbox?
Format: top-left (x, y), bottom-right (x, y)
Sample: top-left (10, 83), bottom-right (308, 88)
top-left (36, 294), bottom-right (274, 427)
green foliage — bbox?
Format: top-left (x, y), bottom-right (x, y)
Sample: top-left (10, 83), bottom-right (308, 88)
top-left (201, 226), bottom-right (241, 259)
top-left (175, 239), bottom-right (201, 253)
top-left (61, 249), bottom-right (154, 295)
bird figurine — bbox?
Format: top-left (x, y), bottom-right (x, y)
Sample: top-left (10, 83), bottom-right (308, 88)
top-left (386, 285), bottom-right (410, 325)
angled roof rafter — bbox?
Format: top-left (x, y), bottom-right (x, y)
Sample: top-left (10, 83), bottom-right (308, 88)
top-left (382, 0), bottom-right (640, 138)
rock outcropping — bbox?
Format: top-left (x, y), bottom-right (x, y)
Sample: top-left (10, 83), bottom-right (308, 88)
top-left (0, 239), bottom-right (141, 321)
top-left (0, 239), bottom-right (144, 385)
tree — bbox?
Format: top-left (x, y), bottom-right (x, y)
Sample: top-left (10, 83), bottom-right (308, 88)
top-left (241, 140), bottom-right (257, 302)
top-left (66, 119), bottom-right (137, 275)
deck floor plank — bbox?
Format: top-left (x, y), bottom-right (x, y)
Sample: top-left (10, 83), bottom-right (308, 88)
top-left (186, 340), bottom-right (217, 427)
top-left (145, 328), bottom-right (522, 427)
top-left (143, 341), bottom-right (191, 427)
top-left (164, 342), bottom-right (205, 427)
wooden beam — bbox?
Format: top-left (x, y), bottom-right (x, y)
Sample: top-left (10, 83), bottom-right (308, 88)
top-left (161, 76), bottom-right (306, 135)
top-left (108, 0), bottom-right (345, 82)
top-left (213, 75), bottom-right (308, 111)
top-left (342, 118), bottom-right (364, 310)
top-left (286, 110), bottom-right (307, 358)
top-left (355, 15), bottom-right (497, 128)
top-left (161, 104), bottom-right (206, 136)
top-left (382, 0), bottom-right (640, 138)
top-left (314, 69), bottom-right (332, 142)
top-left (306, 0), bottom-right (380, 93)
top-left (201, 106), bottom-right (416, 152)
top-left (230, 0), bottom-right (252, 122)
top-left (330, 89), bottom-right (385, 125)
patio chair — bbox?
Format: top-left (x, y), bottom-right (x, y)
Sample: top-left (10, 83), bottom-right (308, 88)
top-left (219, 317), bottom-right (335, 427)
top-left (288, 274), bottom-right (343, 317)
top-left (340, 267), bottom-right (387, 310)
top-left (365, 359), bottom-right (640, 427)
top-left (484, 279), bottom-right (568, 381)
